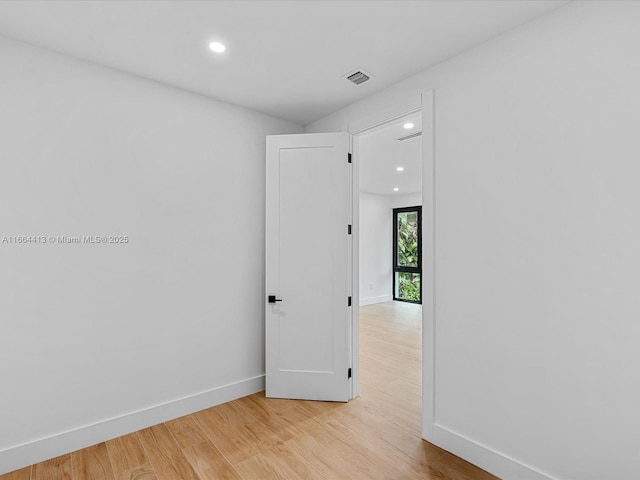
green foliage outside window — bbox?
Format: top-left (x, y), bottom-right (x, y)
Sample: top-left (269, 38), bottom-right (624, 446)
top-left (398, 272), bottom-right (420, 302)
top-left (397, 212), bottom-right (418, 267)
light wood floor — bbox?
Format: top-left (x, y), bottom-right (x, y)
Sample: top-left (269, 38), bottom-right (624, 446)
top-left (2, 301), bottom-right (498, 480)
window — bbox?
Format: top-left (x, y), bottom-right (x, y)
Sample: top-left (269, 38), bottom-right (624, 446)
top-left (393, 206), bottom-right (422, 303)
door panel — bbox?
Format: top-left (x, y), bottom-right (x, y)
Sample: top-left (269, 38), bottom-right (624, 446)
top-left (266, 133), bottom-right (351, 402)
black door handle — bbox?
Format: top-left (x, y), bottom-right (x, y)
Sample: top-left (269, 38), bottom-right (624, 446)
top-left (268, 295), bottom-right (283, 303)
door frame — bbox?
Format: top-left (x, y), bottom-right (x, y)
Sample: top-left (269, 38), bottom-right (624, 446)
top-left (347, 91), bottom-right (434, 413)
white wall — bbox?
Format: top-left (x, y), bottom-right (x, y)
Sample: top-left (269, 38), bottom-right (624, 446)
top-left (0, 36), bottom-right (301, 473)
top-left (359, 192), bottom-right (392, 305)
top-left (308, 2), bottom-right (640, 479)
top-left (391, 193), bottom-right (422, 209)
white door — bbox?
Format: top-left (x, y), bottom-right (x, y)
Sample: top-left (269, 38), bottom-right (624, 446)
top-left (265, 132), bottom-right (351, 402)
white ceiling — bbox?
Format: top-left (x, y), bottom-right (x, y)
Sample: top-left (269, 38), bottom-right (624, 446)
top-left (359, 112), bottom-right (422, 196)
top-left (0, 1), bottom-right (570, 125)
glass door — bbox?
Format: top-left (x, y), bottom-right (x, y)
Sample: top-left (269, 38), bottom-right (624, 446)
top-left (393, 206), bottom-right (422, 304)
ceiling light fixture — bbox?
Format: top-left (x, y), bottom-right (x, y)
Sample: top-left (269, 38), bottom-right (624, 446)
top-left (396, 167), bottom-right (404, 172)
top-left (209, 41), bottom-right (226, 53)
top-left (403, 122), bottom-right (414, 129)
top-left (393, 188), bottom-right (399, 192)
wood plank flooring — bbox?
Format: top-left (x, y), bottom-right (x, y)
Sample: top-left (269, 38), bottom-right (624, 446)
top-left (2, 301), bottom-right (498, 480)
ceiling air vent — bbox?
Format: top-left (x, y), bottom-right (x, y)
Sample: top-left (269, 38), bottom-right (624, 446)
top-left (396, 132), bottom-right (422, 141)
top-left (346, 70), bottom-right (370, 85)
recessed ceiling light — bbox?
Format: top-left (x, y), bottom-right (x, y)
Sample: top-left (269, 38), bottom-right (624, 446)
top-left (403, 122), bottom-right (414, 129)
top-left (396, 167), bottom-right (404, 172)
top-left (209, 42), bottom-right (226, 53)
top-left (393, 188), bottom-right (399, 192)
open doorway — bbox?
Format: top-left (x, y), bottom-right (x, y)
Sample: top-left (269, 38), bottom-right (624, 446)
top-left (357, 111), bottom-right (423, 306)
top-left (354, 110), bottom-right (423, 428)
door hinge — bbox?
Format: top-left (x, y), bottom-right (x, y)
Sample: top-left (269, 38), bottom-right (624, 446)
top-left (348, 224), bottom-right (352, 234)
top-left (348, 296), bottom-right (352, 307)
top-left (348, 368), bottom-right (352, 379)
top-left (348, 153), bottom-right (352, 163)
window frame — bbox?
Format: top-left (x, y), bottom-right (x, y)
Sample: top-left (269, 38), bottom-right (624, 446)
top-left (392, 205), bottom-right (423, 304)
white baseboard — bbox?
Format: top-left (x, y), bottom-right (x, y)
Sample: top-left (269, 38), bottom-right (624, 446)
top-left (0, 374), bottom-right (265, 475)
top-left (425, 423), bottom-right (556, 480)
top-left (359, 294), bottom-right (393, 306)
